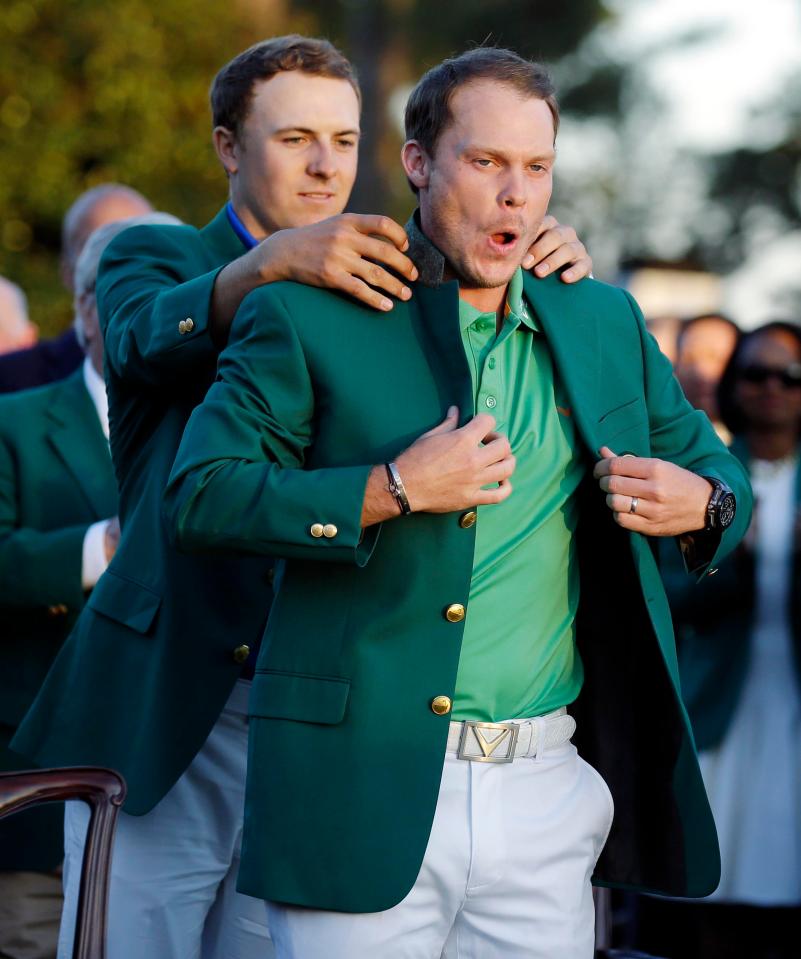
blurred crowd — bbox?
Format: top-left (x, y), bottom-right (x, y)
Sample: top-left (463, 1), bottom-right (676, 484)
top-left (1, 158), bottom-right (800, 959)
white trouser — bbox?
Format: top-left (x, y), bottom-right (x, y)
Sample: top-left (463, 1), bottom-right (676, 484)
top-left (58, 680), bottom-right (273, 959)
top-left (267, 726), bottom-right (614, 959)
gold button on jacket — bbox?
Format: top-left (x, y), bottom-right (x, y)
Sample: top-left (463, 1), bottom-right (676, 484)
top-left (444, 603), bottom-right (465, 623)
top-left (322, 523), bottom-right (338, 538)
top-left (232, 644), bottom-right (250, 664)
top-left (184, 317), bottom-right (194, 332)
top-left (430, 695), bottom-right (452, 716)
top-left (310, 523), bottom-right (324, 538)
top-left (458, 510), bottom-right (477, 529)
top-left (178, 320), bottom-right (187, 335)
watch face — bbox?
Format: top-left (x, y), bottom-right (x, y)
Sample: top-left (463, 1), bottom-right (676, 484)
top-left (719, 492), bottom-right (736, 529)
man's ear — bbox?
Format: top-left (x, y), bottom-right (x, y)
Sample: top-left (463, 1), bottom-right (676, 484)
top-left (401, 140), bottom-right (430, 191)
top-left (213, 126), bottom-right (239, 176)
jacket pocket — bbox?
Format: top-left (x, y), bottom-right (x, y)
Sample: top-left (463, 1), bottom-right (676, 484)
top-left (86, 570), bottom-right (162, 634)
top-left (597, 396), bottom-right (648, 448)
top-left (250, 669), bottom-right (350, 725)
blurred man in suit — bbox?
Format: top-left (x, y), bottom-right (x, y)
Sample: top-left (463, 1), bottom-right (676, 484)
top-left (0, 277), bottom-right (37, 355)
top-left (0, 185), bottom-right (152, 394)
top-left (0, 216), bottom-right (148, 958)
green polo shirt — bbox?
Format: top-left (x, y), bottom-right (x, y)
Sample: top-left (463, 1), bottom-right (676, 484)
top-left (453, 268), bottom-right (586, 721)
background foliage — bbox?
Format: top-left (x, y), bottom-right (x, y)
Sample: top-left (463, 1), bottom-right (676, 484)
top-left (2, 0), bottom-right (800, 334)
top-left (0, 0), bottom-right (609, 334)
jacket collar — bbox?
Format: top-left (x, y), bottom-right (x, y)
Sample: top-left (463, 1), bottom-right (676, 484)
top-left (405, 210), bottom-right (447, 288)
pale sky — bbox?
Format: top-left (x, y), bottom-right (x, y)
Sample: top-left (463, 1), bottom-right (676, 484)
top-left (609, 0), bottom-right (801, 151)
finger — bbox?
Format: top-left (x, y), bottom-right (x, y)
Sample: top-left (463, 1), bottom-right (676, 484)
top-left (481, 455), bottom-right (516, 485)
top-left (597, 474), bottom-right (652, 498)
top-left (522, 225), bottom-right (570, 271)
top-left (423, 406), bottom-right (459, 436)
top-left (532, 241), bottom-right (587, 279)
top-left (532, 215), bottom-right (559, 240)
top-left (605, 492), bottom-right (653, 518)
top-left (610, 510), bottom-right (651, 533)
top-left (560, 254), bottom-right (593, 284)
top-left (593, 447), bottom-right (617, 478)
top-left (475, 479), bottom-right (513, 505)
top-left (461, 413), bottom-right (497, 441)
top-left (593, 452), bottom-right (652, 480)
top-left (356, 235), bottom-right (418, 282)
top-left (476, 435), bottom-right (512, 467)
top-left (347, 213), bottom-right (409, 252)
top-left (349, 256), bottom-right (414, 301)
top-left (341, 275), bottom-right (395, 312)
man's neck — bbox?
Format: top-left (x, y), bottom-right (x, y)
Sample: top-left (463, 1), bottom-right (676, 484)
top-left (458, 285), bottom-right (508, 328)
top-left (227, 194), bottom-right (268, 243)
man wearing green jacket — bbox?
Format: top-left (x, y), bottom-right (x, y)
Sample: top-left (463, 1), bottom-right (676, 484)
top-left (0, 239), bottom-right (120, 957)
top-left (13, 36), bottom-right (592, 959)
top-left (165, 48), bottom-right (752, 958)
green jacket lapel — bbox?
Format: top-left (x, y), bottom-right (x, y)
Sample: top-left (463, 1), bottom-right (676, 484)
top-left (46, 371), bottom-right (117, 520)
top-left (412, 281), bottom-right (475, 422)
top-left (522, 272), bottom-right (600, 454)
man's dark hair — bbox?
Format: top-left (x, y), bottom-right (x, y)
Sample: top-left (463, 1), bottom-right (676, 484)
top-left (717, 320), bottom-right (801, 435)
top-left (404, 47), bottom-right (559, 159)
top-left (211, 35), bottom-right (360, 139)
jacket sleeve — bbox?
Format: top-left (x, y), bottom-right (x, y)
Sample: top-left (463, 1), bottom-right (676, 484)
top-left (625, 290), bottom-right (753, 578)
top-left (163, 287), bottom-right (380, 565)
top-left (0, 434), bottom-right (87, 610)
top-left (95, 224), bottom-right (222, 387)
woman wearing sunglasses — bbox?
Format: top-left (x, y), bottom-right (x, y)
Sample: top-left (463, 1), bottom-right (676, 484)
top-left (638, 320), bottom-right (801, 958)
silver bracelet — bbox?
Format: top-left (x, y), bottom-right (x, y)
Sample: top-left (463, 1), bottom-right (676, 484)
top-left (385, 462), bottom-right (412, 516)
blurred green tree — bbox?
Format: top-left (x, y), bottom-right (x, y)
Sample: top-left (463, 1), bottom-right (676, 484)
top-left (0, 0), bottom-right (303, 334)
top-left (0, 0), bottom-right (611, 335)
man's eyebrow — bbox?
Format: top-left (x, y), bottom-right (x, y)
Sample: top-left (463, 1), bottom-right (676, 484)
top-left (465, 144), bottom-right (556, 162)
top-left (273, 126), bottom-right (361, 138)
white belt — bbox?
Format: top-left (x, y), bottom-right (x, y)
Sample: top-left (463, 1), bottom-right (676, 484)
top-left (446, 707), bottom-right (576, 764)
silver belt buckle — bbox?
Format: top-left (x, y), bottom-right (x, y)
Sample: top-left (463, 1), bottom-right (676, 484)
top-left (457, 720), bottom-right (519, 763)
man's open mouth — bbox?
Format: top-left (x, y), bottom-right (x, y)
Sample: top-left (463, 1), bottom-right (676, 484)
top-left (487, 230), bottom-right (519, 252)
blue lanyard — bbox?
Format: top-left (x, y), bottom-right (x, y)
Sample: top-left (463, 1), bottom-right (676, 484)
top-left (225, 202), bottom-right (259, 250)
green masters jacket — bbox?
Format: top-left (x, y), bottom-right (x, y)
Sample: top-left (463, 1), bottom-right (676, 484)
top-left (664, 439), bottom-right (801, 751)
top-left (13, 210), bottom-right (275, 815)
top-left (164, 236), bottom-right (752, 911)
top-left (0, 368), bottom-right (117, 870)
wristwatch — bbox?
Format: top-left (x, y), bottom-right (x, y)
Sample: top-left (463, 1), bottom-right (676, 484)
top-left (701, 477), bottom-right (736, 531)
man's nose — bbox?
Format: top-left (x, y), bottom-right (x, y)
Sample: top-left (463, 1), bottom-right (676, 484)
top-left (307, 142), bottom-right (337, 179)
top-left (499, 173), bottom-right (526, 208)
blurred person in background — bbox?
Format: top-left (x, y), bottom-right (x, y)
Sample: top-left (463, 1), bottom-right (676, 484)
top-left (637, 320), bottom-right (801, 959)
top-left (673, 313), bottom-right (740, 444)
top-left (13, 35), bottom-right (593, 959)
top-left (0, 185), bottom-right (153, 394)
top-left (0, 217), bottom-right (146, 959)
top-left (644, 314), bottom-right (682, 366)
top-left (0, 277), bottom-right (37, 355)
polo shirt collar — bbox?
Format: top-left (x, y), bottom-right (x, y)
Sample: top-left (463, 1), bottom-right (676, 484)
top-left (225, 202), bottom-right (260, 250)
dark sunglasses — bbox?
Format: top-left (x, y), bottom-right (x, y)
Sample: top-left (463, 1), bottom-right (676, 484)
top-left (737, 363), bottom-right (801, 388)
